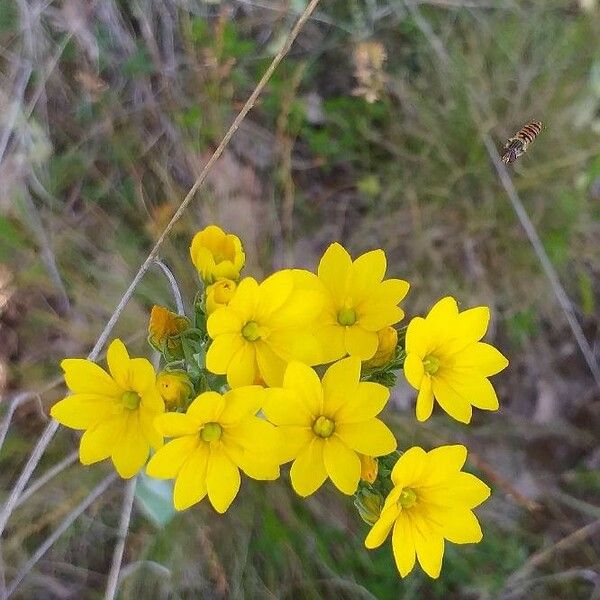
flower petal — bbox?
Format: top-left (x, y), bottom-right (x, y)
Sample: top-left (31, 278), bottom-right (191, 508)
top-left (391, 446), bottom-right (427, 487)
top-left (219, 386), bottom-right (264, 425)
top-left (453, 342), bottom-right (509, 377)
top-left (445, 472), bottom-right (491, 508)
top-left (365, 504), bottom-right (399, 549)
top-left (403, 353), bottom-right (424, 390)
top-left (441, 509), bottom-right (483, 544)
top-left (206, 334), bottom-right (244, 374)
top-left (207, 308), bottom-right (244, 338)
top-left (79, 417), bottom-right (123, 465)
top-left (413, 515), bottom-right (444, 579)
top-left (255, 341), bottom-right (287, 387)
top-left (424, 445), bottom-right (467, 483)
top-left (455, 306), bottom-right (490, 343)
top-left (262, 388), bottom-right (313, 427)
top-left (227, 277), bottom-right (259, 315)
top-left (275, 426), bottom-right (313, 463)
top-left (186, 392), bottom-right (226, 423)
top-left (111, 411), bottom-right (150, 478)
top-left (206, 446), bottom-right (241, 513)
top-left (405, 317), bottom-right (429, 358)
top-left (315, 323), bottom-right (348, 364)
top-left (173, 444), bottom-right (209, 510)
top-left (334, 381), bottom-right (389, 424)
top-left (322, 357), bottom-right (360, 414)
top-left (61, 359), bottom-right (121, 397)
top-left (50, 394), bottom-right (120, 430)
top-left (255, 270), bottom-right (294, 321)
top-left (345, 326), bottom-right (379, 360)
top-left (146, 435), bottom-right (199, 479)
top-left (335, 419), bottom-right (397, 456)
top-left (267, 290), bottom-right (325, 330)
top-left (106, 339), bottom-right (131, 388)
top-left (227, 342), bottom-right (258, 388)
top-left (283, 362), bottom-right (323, 416)
top-left (349, 249), bottom-right (386, 303)
top-left (318, 243), bottom-right (351, 302)
top-left (322, 436), bottom-right (361, 495)
top-left (155, 413), bottom-right (200, 437)
top-left (290, 438), bottom-right (327, 497)
top-left (139, 406), bottom-right (164, 449)
top-left (432, 377), bottom-right (473, 424)
top-left (128, 358), bottom-right (156, 394)
top-left (357, 304), bottom-right (404, 332)
top-left (415, 377), bottom-right (434, 422)
top-left (392, 512), bottom-right (417, 577)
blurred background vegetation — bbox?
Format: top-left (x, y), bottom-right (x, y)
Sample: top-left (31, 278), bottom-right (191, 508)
top-left (1, 0), bottom-right (600, 598)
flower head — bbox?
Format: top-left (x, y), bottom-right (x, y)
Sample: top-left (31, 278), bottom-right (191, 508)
top-left (190, 225), bottom-right (245, 284)
top-left (156, 370), bottom-right (193, 409)
top-left (263, 358), bottom-right (397, 496)
top-left (359, 454), bottom-right (379, 483)
top-left (148, 305), bottom-right (189, 353)
top-left (206, 270), bottom-right (324, 387)
top-left (146, 386), bottom-right (281, 512)
top-left (205, 278), bottom-right (237, 314)
top-left (403, 297), bottom-right (509, 423)
top-left (50, 339), bottom-right (164, 478)
top-left (365, 445), bottom-right (490, 579)
top-left (363, 326), bottom-right (398, 368)
top-left (312, 243), bottom-right (409, 362)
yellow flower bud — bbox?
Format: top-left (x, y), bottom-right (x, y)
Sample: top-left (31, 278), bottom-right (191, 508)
top-left (205, 278), bottom-right (237, 314)
top-left (359, 454), bottom-right (379, 483)
top-left (363, 326), bottom-right (398, 368)
top-left (156, 370), bottom-right (193, 409)
top-left (190, 225), bottom-right (245, 284)
top-left (148, 305), bottom-right (189, 353)
top-left (354, 487), bottom-right (385, 525)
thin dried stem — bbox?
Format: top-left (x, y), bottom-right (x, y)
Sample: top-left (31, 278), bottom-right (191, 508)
top-left (104, 478), bottom-right (136, 600)
top-left (4, 474), bottom-right (117, 599)
top-left (483, 135), bottom-right (600, 391)
top-left (154, 259), bottom-right (185, 316)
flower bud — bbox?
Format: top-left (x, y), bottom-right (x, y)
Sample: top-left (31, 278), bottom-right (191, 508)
top-left (354, 487), bottom-right (385, 525)
top-left (363, 326), bottom-right (398, 368)
top-left (156, 370), bottom-right (193, 409)
top-left (359, 454), bottom-right (378, 484)
top-left (205, 278), bottom-right (237, 314)
top-left (190, 225), bottom-right (245, 284)
top-left (148, 305), bottom-right (189, 354)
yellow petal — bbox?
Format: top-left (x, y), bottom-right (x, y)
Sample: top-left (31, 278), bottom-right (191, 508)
top-left (335, 419), bottom-right (397, 456)
top-left (227, 342), bottom-right (258, 388)
top-left (443, 374), bottom-right (499, 411)
top-left (111, 412), bottom-right (150, 478)
top-left (392, 512), bottom-right (417, 577)
top-left (334, 382), bottom-right (389, 423)
top-left (345, 326), bottom-right (379, 360)
top-left (207, 308), bottom-right (244, 338)
top-left (441, 509), bottom-right (483, 544)
top-left (206, 446), bottom-right (241, 513)
top-left (262, 388), bottom-right (313, 427)
top-left (224, 417), bottom-right (281, 454)
top-left (61, 359), bottom-right (121, 397)
top-left (427, 297), bottom-right (459, 330)
top-left (79, 417), bottom-right (123, 464)
top-left (146, 435), bottom-right (199, 479)
top-left (290, 438), bottom-right (327, 497)
top-left (405, 317), bottom-right (429, 357)
top-left (322, 436), bottom-right (361, 495)
top-left (219, 386), bottom-right (263, 425)
top-left (186, 391), bottom-right (226, 423)
top-left (50, 394), bottom-right (119, 430)
top-left (424, 445), bottom-right (467, 483)
top-left (227, 277), bottom-right (259, 315)
top-left (315, 324), bottom-right (347, 364)
top-left (128, 358), bottom-right (156, 394)
top-left (413, 516), bottom-right (444, 578)
top-left (322, 357), bottom-right (360, 414)
top-left (431, 377), bottom-right (473, 424)
top-left (283, 362), bottom-right (323, 416)
top-left (453, 342), bottom-right (508, 376)
top-left (365, 504), bottom-right (399, 549)
top-left (234, 450), bottom-right (280, 480)
top-left (357, 303), bottom-right (404, 332)
top-left (415, 377), bottom-right (434, 422)
top-left (173, 444), bottom-right (209, 510)
top-left (391, 446), bottom-right (427, 487)
top-left (106, 339), bottom-right (131, 388)
top-left (155, 413), bottom-right (200, 437)
top-left (274, 426), bottom-right (313, 463)
top-left (268, 329), bottom-right (323, 366)
top-left (206, 334), bottom-right (244, 374)
top-left (255, 341), bottom-right (288, 387)
top-left (348, 249), bottom-right (387, 302)
top-left (139, 406), bottom-right (164, 449)
top-left (255, 270), bottom-right (294, 321)
top-left (267, 290), bottom-right (325, 330)
top-left (455, 306), bottom-right (490, 343)
top-left (445, 472), bottom-right (490, 508)
top-left (403, 353), bottom-right (425, 390)
top-left (317, 243), bottom-right (352, 303)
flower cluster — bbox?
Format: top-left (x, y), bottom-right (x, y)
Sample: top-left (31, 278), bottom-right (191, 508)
top-left (51, 224), bottom-right (508, 580)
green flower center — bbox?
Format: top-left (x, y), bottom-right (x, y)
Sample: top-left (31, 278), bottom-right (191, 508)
top-left (200, 422), bottom-right (222, 442)
top-left (313, 416), bottom-right (335, 438)
top-left (241, 320), bottom-right (261, 342)
top-left (337, 307), bottom-right (357, 326)
top-left (423, 354), bottom-right (440, 375)
top-left (398, 488), bottom-right (417, 509)
top-left (121, 391), bottom-right (141, 410)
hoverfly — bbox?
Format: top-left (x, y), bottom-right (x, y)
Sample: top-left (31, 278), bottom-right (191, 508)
top-left (501, 120), bottom-right (543, 164)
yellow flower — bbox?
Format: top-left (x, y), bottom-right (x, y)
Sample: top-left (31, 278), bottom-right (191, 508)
top-left (50, 339), bottom-right (164, 478)
top-left (365, 445), bottom-right (490, 579)
top-left (148, 305), bottom-right (189, 352)
top-left (263, 358), bottom-right (397, 496)
top-left (403, 297), bottom-right (509, 423)
top-left (312, 243), bottom-right (409, 363)
top-left (146, 387), bottom-right (281, 512)
top-left (205, 278), bottom-right (237, 314)
top-left (359, 454), bottom-right (379, 483)
top-left (156, 370), bottom-right (193, 409)
top-left (190, 225), bottom-right (245, 284)
top-left (363, 326), bottom-right (398, 368)
top-left (206, 270), bottom-right (324, 387)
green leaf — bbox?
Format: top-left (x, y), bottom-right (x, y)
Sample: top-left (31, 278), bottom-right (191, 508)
top-left (135, 473), bottom-right (176, 528)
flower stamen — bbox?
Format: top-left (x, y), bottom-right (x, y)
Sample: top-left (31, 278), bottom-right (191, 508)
top-left (312, 416), bottom-right (335, 438)
top-left (121, 391), bottom-right (141, 410)
top-left (200, 422), bottom-right (222, 442)
top-left (423, 354), bottom-right (440, 375)
top-left (337, 307), bottom-right (357, 326)
top-left (398, 488), bottom-right (417, 509)
top-left (241, 321), bottom-right (262, 342)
